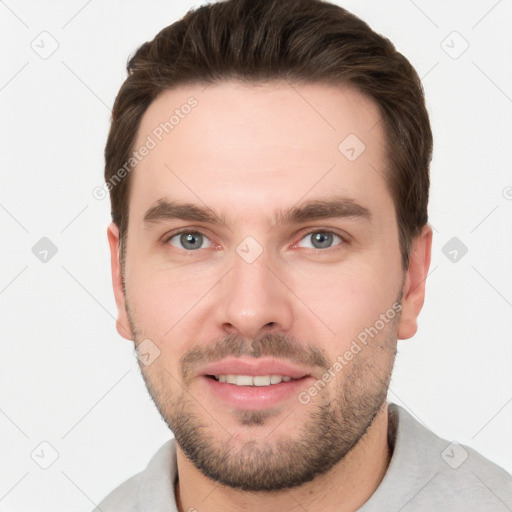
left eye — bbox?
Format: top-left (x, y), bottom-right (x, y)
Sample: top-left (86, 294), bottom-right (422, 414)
top-left (297, 231), bottom-right (343, 250)
top-left (167, 231), bottom-right (212, 251)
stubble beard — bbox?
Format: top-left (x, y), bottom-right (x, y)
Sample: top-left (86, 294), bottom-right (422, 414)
top-left (126, 298), bottom-right (400, 492)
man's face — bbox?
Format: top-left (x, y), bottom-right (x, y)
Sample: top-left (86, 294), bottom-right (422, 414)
top-left (108, 81), bottom-right (429, 491)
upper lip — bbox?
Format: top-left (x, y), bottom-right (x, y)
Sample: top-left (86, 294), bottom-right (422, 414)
top-left (198, 357), bottom-right (311, 379)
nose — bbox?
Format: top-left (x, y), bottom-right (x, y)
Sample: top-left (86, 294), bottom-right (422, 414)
top-left (214, 249), bottom-right (293, 340)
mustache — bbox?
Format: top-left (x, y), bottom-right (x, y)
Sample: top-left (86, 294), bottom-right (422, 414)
top-left (180, 332), bottom-right (330, 385)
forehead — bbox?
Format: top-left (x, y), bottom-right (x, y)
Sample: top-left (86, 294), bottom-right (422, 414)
top-left (128, 81), bottom-right (392, 227)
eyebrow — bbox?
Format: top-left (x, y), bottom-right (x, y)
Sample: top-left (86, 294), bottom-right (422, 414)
top-left (142, 195), bottom-right (372, 227)
top-left (143, 200), bottom-right (225, 225)
top-left (274, 196), bottom-right (372, 225)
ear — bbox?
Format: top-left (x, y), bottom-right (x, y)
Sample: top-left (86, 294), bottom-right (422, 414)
top-left (107, 222), bottom-right (133, 340)
top-left (397, 224), bottom-right (433, 340)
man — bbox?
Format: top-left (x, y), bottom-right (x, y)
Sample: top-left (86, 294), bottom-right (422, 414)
top-left (96, 0), bottom-right (512, 510)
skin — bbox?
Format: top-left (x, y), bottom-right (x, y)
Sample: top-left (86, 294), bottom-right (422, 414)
top-left (107, 81), bottom-right (432, 512)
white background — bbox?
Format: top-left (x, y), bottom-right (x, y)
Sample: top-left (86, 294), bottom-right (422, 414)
top-left (1, 0), bottom-right (511, 510)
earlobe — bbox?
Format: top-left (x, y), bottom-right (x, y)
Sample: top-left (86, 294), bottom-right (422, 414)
top-left (397, 224), bottom-right (433, 340)
top-left (107, 222), bottom-right (133, 340)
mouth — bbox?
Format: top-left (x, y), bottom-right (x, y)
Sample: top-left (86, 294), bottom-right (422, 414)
top-left (197, 358), bottom-right (314, 410)
top-left (206, 374), bottom-right (305, 386)
top-left (198, 356), bottom-right (311, 381)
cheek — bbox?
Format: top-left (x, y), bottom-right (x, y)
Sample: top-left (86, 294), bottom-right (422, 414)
top-left (287, 260), bottom-right (399, 348)
top-left (125, 260), bottom-right (217, 349)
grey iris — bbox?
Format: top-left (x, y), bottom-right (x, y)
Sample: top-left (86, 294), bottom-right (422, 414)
top-left (311, 232), bottom-right (333, 249)
top-left (181, 232), bottom-right (203, 250)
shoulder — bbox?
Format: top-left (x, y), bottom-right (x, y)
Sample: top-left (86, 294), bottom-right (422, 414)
top-left (92, 472), bottom-right (143, 512)
top-left (426, 436), bottom-right (512, 510)
top-left (361, 403), bottom-right (512, 511)
top-left (92, 439), bottom-right (177, 512)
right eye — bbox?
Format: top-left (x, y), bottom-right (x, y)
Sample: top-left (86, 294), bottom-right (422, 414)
top-left (166, 231), bottom-right (212, 251)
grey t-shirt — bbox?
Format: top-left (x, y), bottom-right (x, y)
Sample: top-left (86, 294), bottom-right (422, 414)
top-left (94, 403), bottom-right (512, 511)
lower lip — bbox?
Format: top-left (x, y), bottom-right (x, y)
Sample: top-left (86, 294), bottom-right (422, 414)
top-left (200, 376), bottom-right (312, 410)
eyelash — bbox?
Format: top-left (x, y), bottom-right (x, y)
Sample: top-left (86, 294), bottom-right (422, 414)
top-left (162, 228), bottom-right (349, 254)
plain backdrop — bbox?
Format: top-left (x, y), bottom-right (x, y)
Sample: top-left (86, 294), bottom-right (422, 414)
top-left (1, 0), bottom-right (511, 510)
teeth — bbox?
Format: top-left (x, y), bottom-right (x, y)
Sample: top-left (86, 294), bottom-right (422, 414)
top-left (213, 375), bottom-right (294, 386)
top-left (253, 376), bottom-right (271, 386)
top-left (236, 375), bottom-right (253, 386)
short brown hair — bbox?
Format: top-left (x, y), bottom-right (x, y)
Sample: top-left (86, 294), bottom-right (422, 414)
top-left (105, 0), bottom-right (432, 271)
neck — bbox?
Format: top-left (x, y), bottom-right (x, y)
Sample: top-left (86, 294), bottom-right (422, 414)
top-left (175, 402), bottom-right (390, 512)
